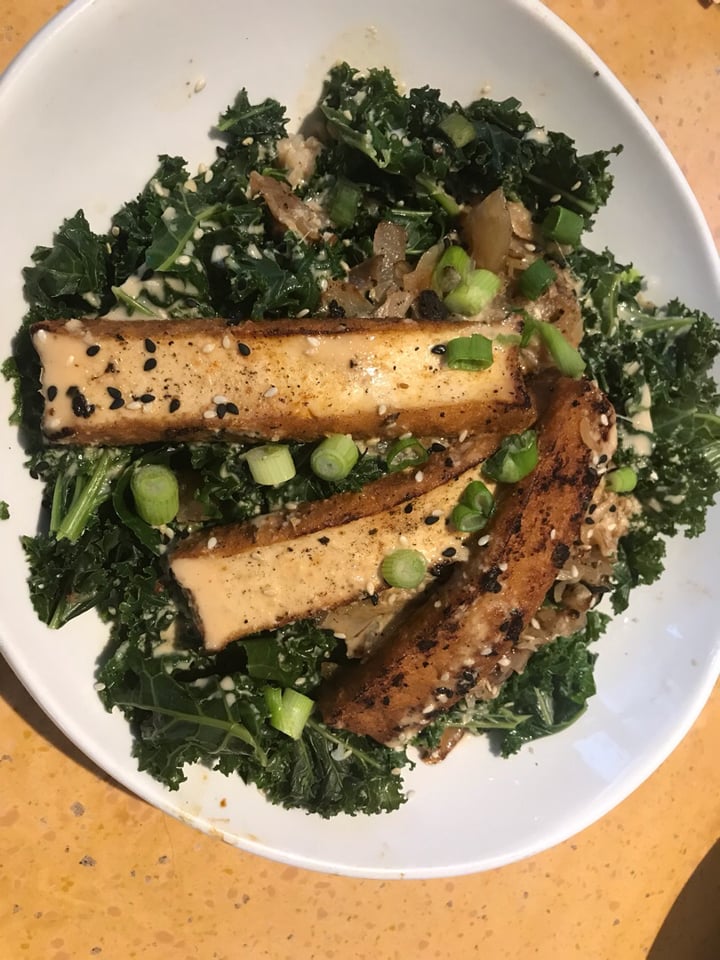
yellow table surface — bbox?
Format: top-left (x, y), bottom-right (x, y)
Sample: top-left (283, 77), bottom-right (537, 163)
top-left (1, 2), bottom-right (719, 958)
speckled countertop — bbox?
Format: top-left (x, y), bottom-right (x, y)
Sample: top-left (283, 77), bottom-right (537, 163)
top-left (1, 2), bottom-right (719, 958)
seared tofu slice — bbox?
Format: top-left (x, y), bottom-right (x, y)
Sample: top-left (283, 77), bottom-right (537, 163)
top-left (31, 316), bottom-right (533, 445)
top-left (318, 377), bottom-right (616, 745)
top-left (170, 435), bottom-right (501, 651)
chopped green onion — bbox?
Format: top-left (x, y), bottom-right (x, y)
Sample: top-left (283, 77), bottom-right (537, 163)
top-left (381, 549), bottom-right (427, 589)
top-left (444, 268), bottom-right (501, 315)
top-left (484, 430), bottom-right (539, 483)
top-left (415, 174), bottom-right (462, 217)
top-left (460, 479), bottom-right (495, 517)
top-left (385, 436), bottom-right (429, 473)
top-left (264, 686), bottom-right (314, 740)
top-left (310, 434), bottom-right (359, 481)
top-left (518, 259), bottom-right (556, 300)
top-left (451, 503), bottom-right (489, 533)
top-left (439, 112), bottom-right (477, 149)
top-left (523, 317), bottom-right (586, 378)
top-left (130, 464), bottom-right (179, 526)
top-left (541, 205), bottom-right (584, 246)
top-left (431, 244), bottom-right (472, 295)
top-left (328, 178), bottom-right (362, 229)
top-left (244, 444), bottom-right (296, 486)
top-left (445, 333), bottom-right (494, 371)
top-left (606, 466), bottom-right (638, 493)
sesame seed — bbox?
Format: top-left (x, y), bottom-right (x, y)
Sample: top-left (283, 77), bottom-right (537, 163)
top-left (47, 385), bottom-right (57, 401)
top-left (378, 404), bottom-right (387, 416)
top-left (139, 394), bottom-right (155, 404)
top-left (404, 503), bottom-right (413, 514)
top-left (203, 408), bottom-right (217, 419)
top-left (144, 338), bottom-right (156, 353)
top-left (107, 386), bottom-right (122, 399)
top-left (414, 471), bottom-right (424, 482)
top-left (398, 534), bottom-right (409, 546)
top-left (306, 336), bottom-right (321, 348)
top-left (126, 400), bottom-right (142, 410)
top-left (431, 344), bottom-right (447, 355)
top-left (109, 397), bottom-right (125, 410)
top-left (478, 534), bottom-right (490, 546)
top-left (571, 180), bottom-right (582, 191)
top-left (213, 395), bottom-right (228, 405)
top-left (222, 335), bottom-right (232, 349)
top-left (442, 547), bottom-right (456, 558)
top-left (216, 403), bottom-right (227, 419)
top-left (169, 398), bottom-right (180, 413)
top-left (600, 413), bottom-right (609, 427)
top-left (498, 561), bottom-right (508, 572)
top-left (263, 386), bottom-right (278, 398)
top-left (458, 429), bottom-right (468, 443)
top-left (206, 537), bottom-right (218, 551)
top-left (366, 581), bottom-right (376, 596)
top-left (549, 193), bottom-right (562, 202)
top-left (238, 342), bottom-right (251, 356)
top-left (143, 357), bottom-right (157, 371)
top-left (530, 618), bottom-right (541, 629)
top-left (202, 343), bottom-right (215, 354)
top-left (524, 242), bottom-right (536, 252)
top-left (225, 402), bottom-right (239, 415)
top-left (550, 528), bottom-right (557, 540)
top-left (86, 344), bottom-right (100, 357)
top-left (424, 515), bottom-right (440, 525)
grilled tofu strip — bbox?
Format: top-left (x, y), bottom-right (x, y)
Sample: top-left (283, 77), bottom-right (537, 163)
top-left (170, 434), bottom-right (503, 651)
top-left (318, 377), bottom-right (616, 745)
top-left (31, 316), bottom-right (533, 445)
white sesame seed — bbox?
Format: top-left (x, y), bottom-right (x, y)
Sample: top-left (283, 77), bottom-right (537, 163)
top-left (93, 681), bottom-right (106, 692)
top-left (202, 343), bottom-right (215, 354)
top-left (306, 336), bottom-right (321, 347)
top-left (478, 534), bottom-right (490, 546)
top-left (414, 471), bottom-right (424, 482)
top-left (213, 395), bottom-right (228, 405)
top-left (431, 509), bottom-right (443, 518)
top-left (378, 404), bottom-right (387, 416)
top-left (531, 618), bottom-right (541, 629)
top-left (204, 169), bottom-right (214, 183)
top-left (47, 416), bottom-right (61, 430)
top-left (197, 162), bottom-right (208, 175)
top-left (398, 535), bottom-right (409, 546)
top-left (333, 632), bottom-right (347, 640)
top-left (366, 581), bottom-right (376, 596)
top-left (524, 242), bottom-right (536, 252)
top-left (296, 308), bottom-right (310, 318)
top-left (203, 408), bottom-right (217, 419)
top-left (207, 536), bottom-right (218, 550)
top-left (571, 180), bottom-right (582, 191)
top-left (434, 600), bottom-right (442, 608)
top-left (242, 136), bottom-right (255, 146)
top-left (498, 561), bottom-right (508, 572)
top-left (111, 225), bottom-right (120, 237)
top-left (550, 528), bottom-right (557, 540)
top-left (193, 76), bottom-right (206, 93)
top-left (600, 413), bottom-right (609, 426)
top-left (35, 328), bottom-right (47, 341)
top-left (176, 254), bottom-right (191, 267)
top-left (126, 401), bottom-right (142, 410)
top-left (458, 429), bottom-right (469, 443)
top-left (549, 193), bottom-right (562, 202)
top-left (498, 656), bottom-right (511, 667)
top-left (263, 385), bottom-right (278, 398)
top-left (340, 260), bottom-right (351, 273)
top-left (222, 335), bottom-right (232, 349)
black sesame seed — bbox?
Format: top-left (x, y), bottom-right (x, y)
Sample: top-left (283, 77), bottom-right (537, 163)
top-left (107, 386), bottom-right (122, 400)
top-left (585, 517), bottom-right (595, 525)
top-left (47, 385), bottom-right (57, 401)
top-left (225, 402), bottom-right (239, 415)
top-left (318, 536), bottom-right (330, 546)
top-left (71, 391), bottom-right (95, 419)
top-left (442, 547), bottom-right (457, 558)
top-left (429, 442), bottom-right (447, 453)
top-left (370, 594), bottom-right (379, 606)
top-left (169, 398), bottom-right (181, 413)
top-left (598, 454), bottom-right (608, 464)
top-left (140, 393), bottom-right (155, 404)
top-left (609, 504), bottom-right (617, 513)
top-left (86, 344), bottom-right (101, 357)
top-left (109, 397), bottom-right (125, 410)
top-left (424, 515), bottom-right (440, 525)
top-left (431, 344), bottom-right (447, 355)
top-left (143, 357), bottom-right (157, 372)
top-left (144, 338), bottom-right (156, 353)
top-left (216, 403), bottom-right (227, 419)
top-left (404, 503), bottom-right (414, 514)
top-left (588, 503), bottom-right (597, 515)
top-left (238, 342), bottom-right (251, 356)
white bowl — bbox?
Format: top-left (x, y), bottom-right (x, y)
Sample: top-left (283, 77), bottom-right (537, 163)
top-left (1, 0), bottom-right (718, 878)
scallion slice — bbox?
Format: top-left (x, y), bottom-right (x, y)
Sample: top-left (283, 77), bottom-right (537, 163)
top-left (244, 444), bottom-right (296, 486)
top-left (264, 686), bottom-right (314, 740)
top-left (431, 244), bottom-right (472, 295)
top-left (445, 333), bottom-right (494, 371)
top-left (130, 464), bottom-right (180, 526)
top-left (444, 268), bottom-right (501, 315)
top-left (541, 205), bottom-right (584, 246)
top-left (310, 434), bottom-right (359, 481)
top-left (439, 112), bottom-right (477, 149)
top-left (483, 430), bottom-right (539, 483)
top-left (385, 436), bottom-right (429, 473)
top-left (451, 503), bottom-right (489, 533)
top-left (522, 316), bottom-right (586, 379)
top-left (381, 549), bottom-right (427, 589)
top-left (460, 479), bottom-right (495, 517)
top-left (606, 466), bottom-right (638, 493)
top-left (518, 259), bottom-right (556, 300)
